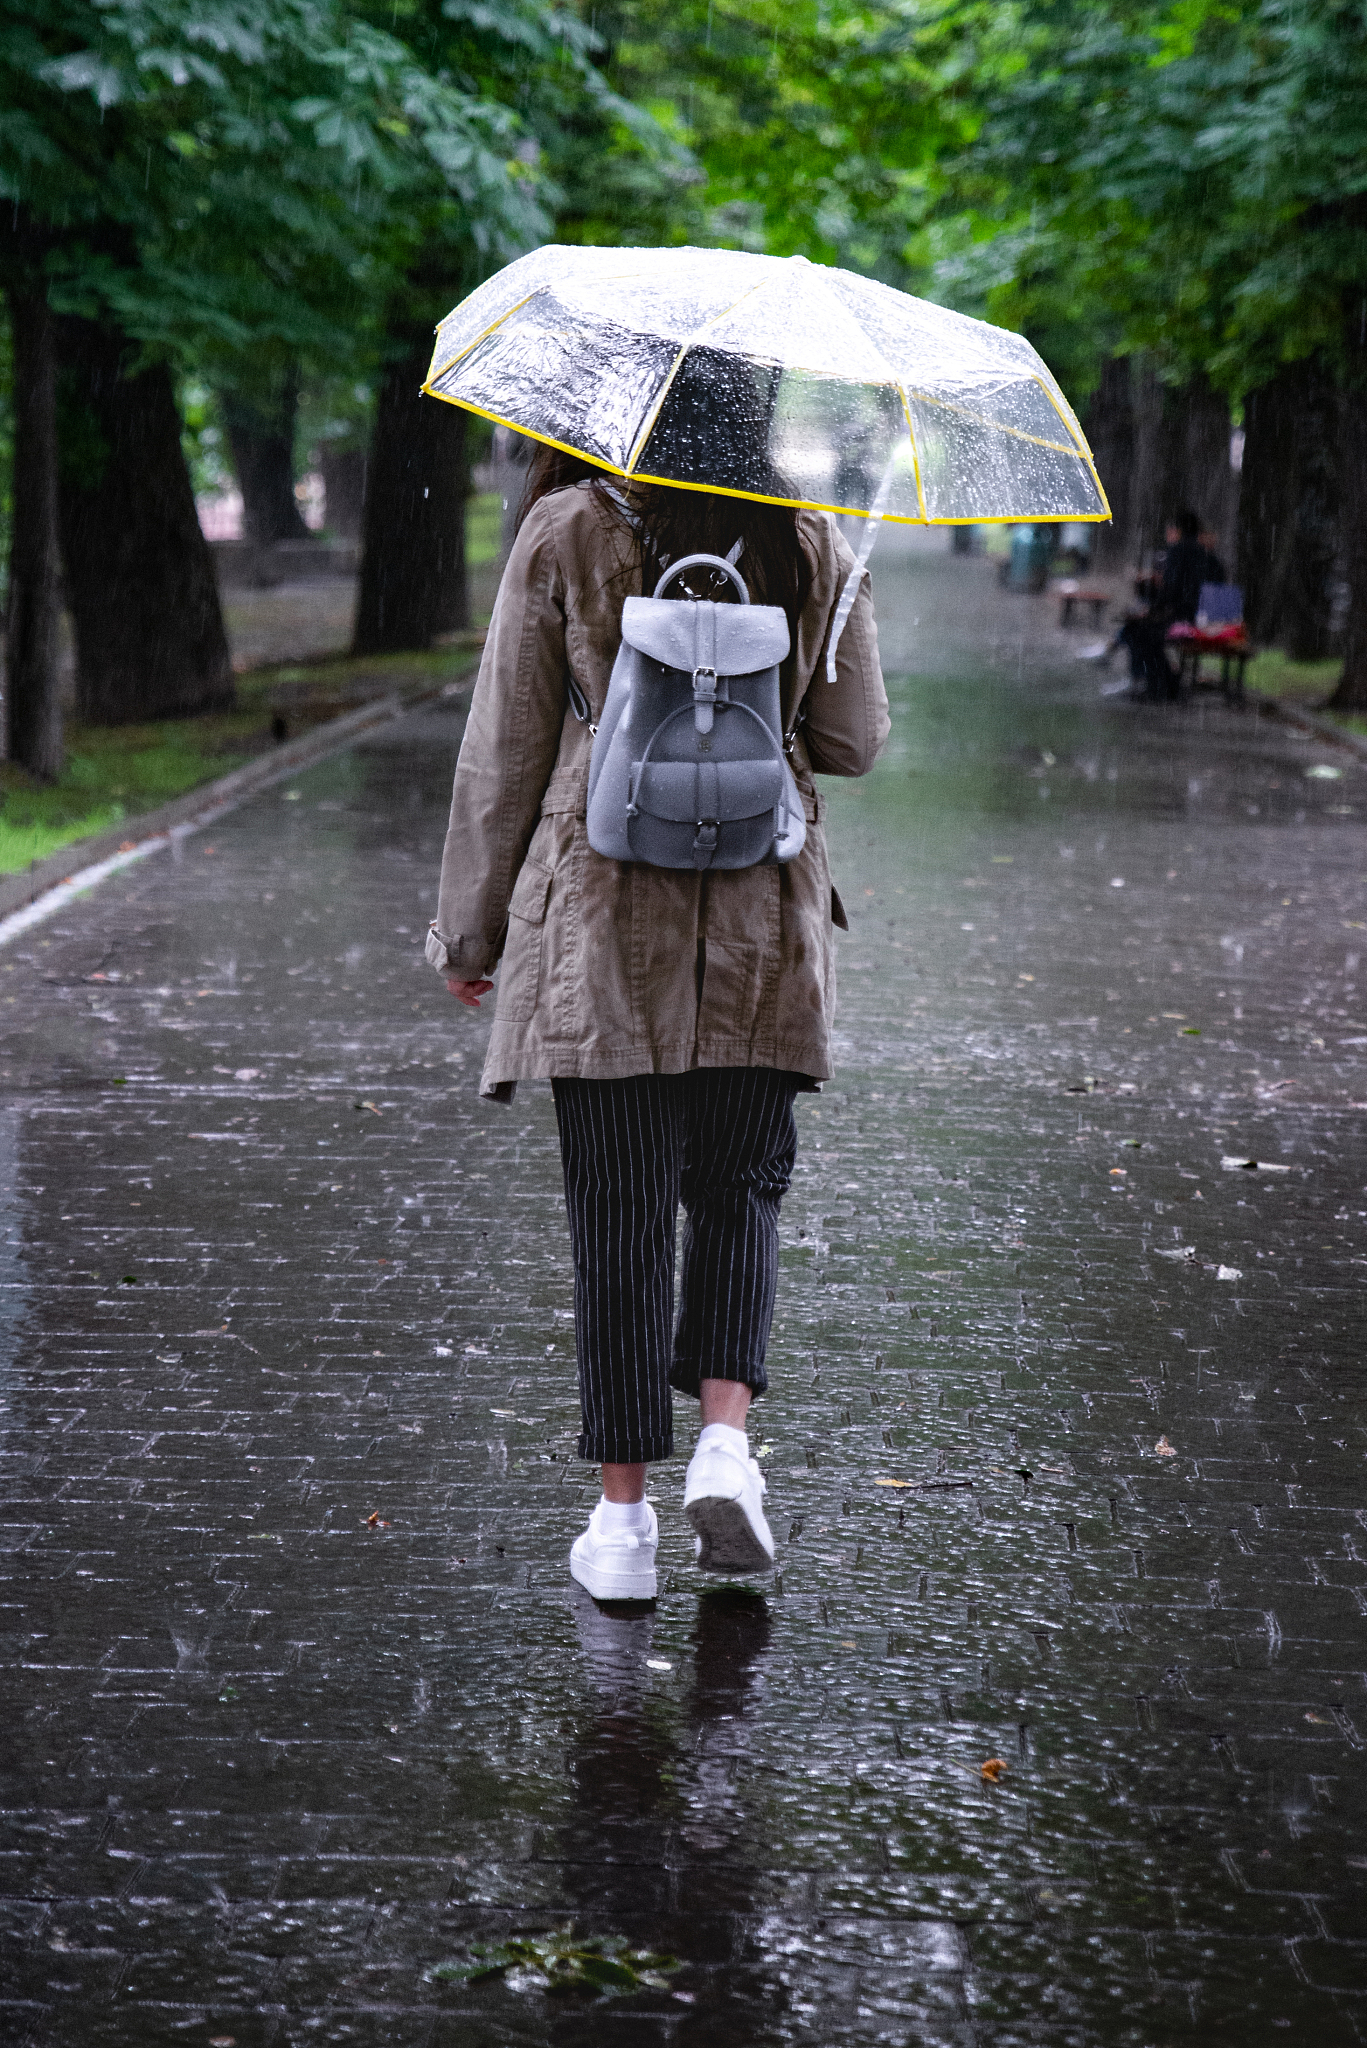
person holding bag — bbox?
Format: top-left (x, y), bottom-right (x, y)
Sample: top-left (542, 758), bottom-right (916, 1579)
top-left (428, 441), bottom-right (888, 1602)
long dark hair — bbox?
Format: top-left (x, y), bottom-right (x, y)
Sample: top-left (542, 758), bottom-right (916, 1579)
top-left (516, 443), bottom-right (813, 631)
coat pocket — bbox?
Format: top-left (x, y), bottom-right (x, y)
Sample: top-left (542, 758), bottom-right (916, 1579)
top-left (497, 859), bottom-right (553, 1024)
top-left (698, 938), bottom-right (764, 1048)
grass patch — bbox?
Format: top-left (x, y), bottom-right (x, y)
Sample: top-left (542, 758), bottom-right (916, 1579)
top-left (467, 489), bottom-right (503, 568)
top-left (0, 640), bottom-right (480, 877)
top-left (0, 717), bottom-right (254, 874)
top-left (0, 494), bottom-right (500, 877)
top-left (1244, 648), bottom-right (1367, 741)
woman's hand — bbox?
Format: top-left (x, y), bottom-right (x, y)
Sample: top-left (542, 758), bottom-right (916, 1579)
top-left (446, 976), bottom-right (494, 1009)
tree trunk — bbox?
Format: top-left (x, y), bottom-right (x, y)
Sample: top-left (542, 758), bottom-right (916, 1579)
top-left (5, 286), bottom-right (64, 779)
top-left (1237, 357), bottom-right (1341, 657)
top-left (1158, 371), bottom-right (1240, 569)
top-left (319, 445), bottom-right (368, 539)
top-left (222, 370), bottom-right (311, 544)
top-left (1280, 367), bottom-right (1340, 661)
top-left (1127, 357), bottom-right (1166, 570)
top-left (1237, 367), bottom-right (1299, 647)
top-left (1083, 357), bottom-right (1136, 571)
top-left (1328, 298), bottom-right (1367, 710)
top-left (354, 328), bottom-right (469, 654)
top-left (55, 315), bottom-right (233, 724)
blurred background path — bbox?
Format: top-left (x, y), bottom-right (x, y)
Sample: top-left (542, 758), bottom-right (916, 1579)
top-left (1, 533), bottom-right (1364, 2046)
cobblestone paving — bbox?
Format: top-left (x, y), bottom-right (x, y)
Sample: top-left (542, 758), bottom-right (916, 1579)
top-left (2, 536), bottom-right (1364, 2046)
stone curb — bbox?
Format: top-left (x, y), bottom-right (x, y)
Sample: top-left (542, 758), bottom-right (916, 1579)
top-left (1260, 694), bottom-right (1367, 762)
top-left (0, 671), bottom-right (473, 929)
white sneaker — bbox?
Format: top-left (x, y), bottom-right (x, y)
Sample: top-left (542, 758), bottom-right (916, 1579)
top-left (569, 1501), bottom-right (658, 1602)
top-left (684, 1431), bottom-right (776, 1575)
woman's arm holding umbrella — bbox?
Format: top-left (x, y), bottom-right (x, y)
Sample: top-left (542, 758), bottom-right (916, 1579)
top-left (427, 499), bottom-right (569, 1005)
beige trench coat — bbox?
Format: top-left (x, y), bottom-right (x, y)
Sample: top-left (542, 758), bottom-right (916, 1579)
top-left (426, 482), bottom-right (889, 1099)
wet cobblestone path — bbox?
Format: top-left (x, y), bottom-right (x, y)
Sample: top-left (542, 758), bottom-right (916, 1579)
top-left (2, 535), bottom-right (1365, 2047)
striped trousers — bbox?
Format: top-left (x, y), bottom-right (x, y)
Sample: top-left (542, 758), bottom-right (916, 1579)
top-left (552, 1069), bottom-right (800, 1464)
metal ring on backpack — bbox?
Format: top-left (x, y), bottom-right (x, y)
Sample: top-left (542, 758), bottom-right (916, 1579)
top-left (652, 554), bottom-right (751, 604)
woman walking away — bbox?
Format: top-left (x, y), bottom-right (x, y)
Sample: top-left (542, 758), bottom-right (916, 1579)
top-left (427, 439), bottom-right (888, 1602)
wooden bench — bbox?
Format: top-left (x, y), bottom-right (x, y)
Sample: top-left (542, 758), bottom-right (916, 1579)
top-left (1056, 580), bottom-right (1111, 628)
top-left (1170, 629), bottom-right (1253, 701)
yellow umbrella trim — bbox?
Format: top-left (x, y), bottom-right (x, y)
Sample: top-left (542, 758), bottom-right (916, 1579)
top-left (422, 385), bottom-right (1109, 526)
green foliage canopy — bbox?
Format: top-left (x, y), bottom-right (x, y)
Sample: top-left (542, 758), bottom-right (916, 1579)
top-left (935, 0), bottom-right (1367, 397)
top-left (0, 0), bottom-right (552, 354)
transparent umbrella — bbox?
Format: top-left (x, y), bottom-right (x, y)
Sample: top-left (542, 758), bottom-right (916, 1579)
top-left (423, 243), bottom-right (1109, 530)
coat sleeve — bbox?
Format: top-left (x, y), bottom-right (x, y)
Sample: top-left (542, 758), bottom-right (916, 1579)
top-left (800, 526), bottom-right (890, 778)
top-left (426, 499), bottom-right (568, 981)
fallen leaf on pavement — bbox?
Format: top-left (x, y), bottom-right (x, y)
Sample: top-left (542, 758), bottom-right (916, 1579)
top-left (980, 1758), bottom-right (1008, 1783)
top-left (875, 1477), bottom-right (914, 1489)
top-left (1154, 1436), bottom-right (1177, 1457)
top-left (366, 1510), bottom-right (389, 1528)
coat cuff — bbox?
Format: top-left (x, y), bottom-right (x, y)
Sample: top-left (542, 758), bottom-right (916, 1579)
top-left (426, 923), bottom-right (497, 980)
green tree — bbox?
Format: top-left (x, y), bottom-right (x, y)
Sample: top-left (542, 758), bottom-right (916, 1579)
top-left (936, 0), bottom-right (1367, 698)
top-left (347, 0), bottom-right (687, 654)
top-left (0, 0), bottom-right (547, 751)
top-left (571, 0), bottom-right (979, 279)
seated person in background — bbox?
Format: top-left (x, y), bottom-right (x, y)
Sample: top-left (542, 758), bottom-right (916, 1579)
top-left (1085, 510), bottom-right (1226, 699)
top-left (1161, 511), bottom-right (1227, 624)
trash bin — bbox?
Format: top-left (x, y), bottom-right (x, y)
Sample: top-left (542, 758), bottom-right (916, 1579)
top-left (1005, 525), bottom-right (1051, 593)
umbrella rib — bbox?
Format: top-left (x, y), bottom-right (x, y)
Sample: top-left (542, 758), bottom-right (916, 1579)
top-left (425, 289), bottom-right (546, 389)
top-left (1032, 374), bottom-right (1112, 521)
top-left (623, 274), bottom-right (778, 476)
top-left (894, 386), bottom-right (928, 523)
top-left (903, 379), bottom-right (1091, 461)
top-left (419, 388), bottom-right (632, 480)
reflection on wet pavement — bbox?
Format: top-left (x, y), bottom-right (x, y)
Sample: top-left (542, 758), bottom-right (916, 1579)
top-left (1, 532), bottom-right (1364, 2043)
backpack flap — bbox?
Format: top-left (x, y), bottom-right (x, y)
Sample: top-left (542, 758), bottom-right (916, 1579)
top-left (630, 757), bottom-right (787, 823)
top-left (628, 757), bottom-right (790, 871)
top-left (621, 597), bottom-right (790, 679)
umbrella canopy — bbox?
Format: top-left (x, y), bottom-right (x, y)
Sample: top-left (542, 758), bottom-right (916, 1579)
top-left (423, 244), bottom-right (1108, 527)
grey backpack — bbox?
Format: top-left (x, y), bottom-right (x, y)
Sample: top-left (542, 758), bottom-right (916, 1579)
top-left (581, 552), bottom-right (806, 871)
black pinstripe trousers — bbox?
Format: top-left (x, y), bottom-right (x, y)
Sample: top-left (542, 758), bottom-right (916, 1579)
top-left (551, 1068), bottom-right (800, 1464)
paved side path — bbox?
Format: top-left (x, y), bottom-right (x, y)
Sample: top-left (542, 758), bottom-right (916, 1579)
top-left (2, 535), bottom-right (1364, 2047)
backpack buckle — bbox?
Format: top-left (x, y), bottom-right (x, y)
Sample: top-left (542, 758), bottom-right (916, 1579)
top-left (692, 820), bottom-right (719, 868)
top-left (692, 666), bottom-right (717, 734)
